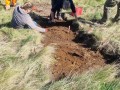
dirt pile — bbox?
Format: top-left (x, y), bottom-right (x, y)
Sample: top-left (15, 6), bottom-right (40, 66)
top-left (34, 2), bottom-right (106, 80)
top-left (43, 24), bottom-right (105, 80)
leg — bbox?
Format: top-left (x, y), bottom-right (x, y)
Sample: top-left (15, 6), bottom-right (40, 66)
top-left (51, 0), bottom-right (56, 6)
top-left (56, 9), bottom-right (60, 19)
top-left (100, 0), bottom-right (117, 23)
top-left (50, 11), bottom-right (55, 22)
top-left (50, 0), bottom-right (58, 22)
top-left (50, 11), bottom-right (56, 20)
top-left (24, 21), bottom-right (38, 29)
top-left (113, 2), bottom-right (120, 22)
top-left (68, 0), bottom-right (77, 20)
top-left (69, 0), bottom-right (76, 13)
top-left (50, 0), bottom-right (61, 22)
top-left (57, 11), bottom-right (60, 19)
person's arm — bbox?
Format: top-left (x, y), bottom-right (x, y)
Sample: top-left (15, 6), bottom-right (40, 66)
top-left (69, 0), bottom-right (78, 20)
top-left (25, 15), bottom-right (47, 32)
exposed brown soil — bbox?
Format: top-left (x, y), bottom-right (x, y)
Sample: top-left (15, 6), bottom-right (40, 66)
top-left (34, 2), bottom-right (51, 16)
top-left (35, 2), bottom-right (106, 80)
top-left (43, 24), bottom-right (105, 80)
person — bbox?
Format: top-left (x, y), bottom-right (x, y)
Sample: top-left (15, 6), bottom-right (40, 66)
top-left (50, 0), bottom-right (77, 23)
top-left (99, 0), bottom-right (120, 24)
top-left (11, 2), bottom-right (47, 33)
top-left (50, 0), bottom-right (61, 19)
top-left (5, 0), bottom-right (17, 10)
top-left (50, 0), bottom-right (64, 22)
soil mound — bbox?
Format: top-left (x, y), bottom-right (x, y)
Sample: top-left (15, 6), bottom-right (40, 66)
top-left (35, 2), bottom-right (105, 80)
top-left (44, 25), bottom-right (105, 80)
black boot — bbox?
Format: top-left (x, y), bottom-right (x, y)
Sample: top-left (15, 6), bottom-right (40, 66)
top-left (113, 2), bottom-right (120, 22)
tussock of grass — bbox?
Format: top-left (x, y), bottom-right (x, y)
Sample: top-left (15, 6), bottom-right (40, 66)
top-left (43, 65), bottom-right (120, 90)
top-left (92, 25), bottom-right (120, 56)
top-left (0, 28), bottom-right (56, 90)
top-left (73, 0), bottom-right (120, 57)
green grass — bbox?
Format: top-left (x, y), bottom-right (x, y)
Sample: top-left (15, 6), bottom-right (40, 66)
top-left (0, 3), bottom-right (55, 90)
top-left (42, 65), bottom-right (120, 90)
top-left (74, 0), bottom-right (105, 6)
top-left (0, 0), bottom-right (120, 90)
top-left (73, 0), bottom-right (120, 56)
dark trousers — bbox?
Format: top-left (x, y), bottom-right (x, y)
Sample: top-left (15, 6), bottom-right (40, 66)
top-left (51, 0), bottom-right (63, 12)
top-left (101, 0), bottom-right (120, 22)
top-left (51, 0), bottom-right (64, 19)
top-left (51, 0), bottom-right (75, 13)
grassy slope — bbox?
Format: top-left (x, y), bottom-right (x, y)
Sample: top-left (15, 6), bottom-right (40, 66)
top-left (0, 0), bottom-right (120, 90)
top-left (0, 7), bottom-right (55, 90)
top-left (43, 65), bottom-right (120, 90)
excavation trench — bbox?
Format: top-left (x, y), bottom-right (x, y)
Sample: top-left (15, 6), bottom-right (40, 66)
top-left (33, 2), bottom-right (106, 80)
top-left (43, 22), bottom-right (105, 80)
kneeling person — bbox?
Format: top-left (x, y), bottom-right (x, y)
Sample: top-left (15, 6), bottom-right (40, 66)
top-left (11, 2), bottom-right (47, 32)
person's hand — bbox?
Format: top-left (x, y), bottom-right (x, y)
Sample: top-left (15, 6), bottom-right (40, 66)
top-left (45, 28), bottom-right (48, 32)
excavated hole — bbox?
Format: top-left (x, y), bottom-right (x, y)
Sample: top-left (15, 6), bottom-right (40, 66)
top-left (31, 4), bottom-right (107, 81)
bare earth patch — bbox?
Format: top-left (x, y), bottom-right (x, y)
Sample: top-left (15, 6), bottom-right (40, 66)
top-left (35, 2), bottom-right (106, 80)
top-left (44, 25), bottom-right (105, 80)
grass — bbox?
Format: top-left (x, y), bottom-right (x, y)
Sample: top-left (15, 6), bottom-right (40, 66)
top-left (0, 3), bottom-right (55, 90)
top-left (73, 0), bottom-right (120, 57)
top-left (0, 0), bottom-right (120, 90)
top-left (42, 65), bottom-right (120, 90)
top-left (92, 24), bottom-right (120, 56)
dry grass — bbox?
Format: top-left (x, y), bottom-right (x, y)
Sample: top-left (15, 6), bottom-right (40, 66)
top-left (0, 28), bottom-right (56, 90)
top-left (0, 3), bottom-right (55, 90)
top-left (0, 0), bottom-right (120, 90)
top-left (42, 65), bottom-right (120, 90)
top-left (73, 0), bottom-right (120, 57)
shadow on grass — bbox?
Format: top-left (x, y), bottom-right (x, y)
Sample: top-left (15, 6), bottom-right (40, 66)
top-left (73, 30), bottom-right (120, 64)
top-left (30, 12), bottom-right (78, 28)
top-left (73, 31), bottom-right (97, 48)
top-left (0, 22), bottom-right (12, 28)
top-left (38, 16), bottom-right (73, 28)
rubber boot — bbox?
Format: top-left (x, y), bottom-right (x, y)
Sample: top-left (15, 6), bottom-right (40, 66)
top-left (99, 6), bottom-right (110, 24)
top-left (99, 0), bottom-right (117, 24)
top-left (113, 3), bottom-right (120, 22)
